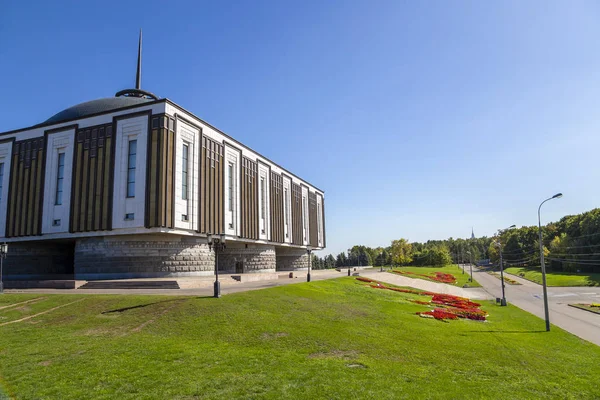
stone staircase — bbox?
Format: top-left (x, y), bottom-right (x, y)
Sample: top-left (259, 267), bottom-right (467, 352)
top-left (78, 280), bottom-right (181, 290)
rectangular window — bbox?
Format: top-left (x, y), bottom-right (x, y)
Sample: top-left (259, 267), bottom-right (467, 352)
top-left (0, 162), bottom-right (4, 202)
top-left (228, 163), bottom-right (234, 212)
top-left (55, 152), bottom-right (65, 205)
top-left (317, 201), bottom-right (322, 243)
top-left (182, 144), bottom-right (189, 200)
top-left (260, 177), bottom-right (266, 220)
top-left (283, 188), bottom-right (289, 237)
top-left (302, 196), bottom-right (307, 240)
top-left (125, 213), bottom-right (135, 221)
top-left (127, 140), bottom-right (137, 198)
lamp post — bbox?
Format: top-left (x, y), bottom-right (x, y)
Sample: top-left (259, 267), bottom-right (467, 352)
top-left (0, 243), bottom-right (7, 294)
top-left (495, 225), bottom-right (516, 306)
top-left (208, 234), bottom-right (226, 298)
top-left (538, 193), bottom-right (563, 332)
top-left (466, 250), bottom-right (473, 282)
top-left (306, 247), bottom-right (312, 282)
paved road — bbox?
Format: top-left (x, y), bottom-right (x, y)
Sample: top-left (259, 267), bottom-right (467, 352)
top-left (473, 268), bottom-right (600, 346)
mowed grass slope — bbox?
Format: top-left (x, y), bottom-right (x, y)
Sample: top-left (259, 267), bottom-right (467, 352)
top-left (392, 265), bottom-right (482, 287)
top-left (505, 266), bottom-right (600, 286)
top-left (0, 278), bottom-right (599, 399)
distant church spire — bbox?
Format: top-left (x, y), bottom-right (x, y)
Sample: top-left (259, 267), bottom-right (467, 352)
top-left (114, 29), bottom-right (158, 100)
top-left (136, 29), bottom-right (142, 90)
top-left (471, 227), bottom-right (475, 240)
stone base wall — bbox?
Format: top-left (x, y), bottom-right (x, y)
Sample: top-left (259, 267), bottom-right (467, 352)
top-left (3, 241), bottom-right (75, 279)
top-left (217, 245), bottom-right (276, 273)
top-left (74, 234), bottom-right (214, 279)
top-left (276, 248), bottom-right (309, 271)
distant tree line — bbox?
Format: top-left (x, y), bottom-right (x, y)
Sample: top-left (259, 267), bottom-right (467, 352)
top-left (314, 208), bottom-right (600, 273)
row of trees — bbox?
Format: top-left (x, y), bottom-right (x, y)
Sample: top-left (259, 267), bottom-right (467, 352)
top-left (313, 208), bottom-right (600, 273)
top-left (489, 208), bottom-right (600, 273)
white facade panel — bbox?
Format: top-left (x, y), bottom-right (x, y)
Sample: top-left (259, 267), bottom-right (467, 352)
top-left (258, 163), bottom-right (270, 241)
top-left (42, 129), bottom-right (75, 234)
top-left (317, 193), bottom-right (324, 247)
top-left (0, 140), bottom-right (13, 238)
top-left (174, 121), bottom-right (199, 231)
top-left (224, 144), bottom-right (241, 236)
top-left (282, 176), bottom-right (292, 244)
top-left (301, 186), bottom-right (309, 245)
top-left (112, 115), bottom-right (148, 229)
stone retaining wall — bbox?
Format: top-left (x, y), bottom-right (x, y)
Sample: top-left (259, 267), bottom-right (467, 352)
top-left (217, 245), bottom-right (276, 273)
top-left (3, 241), bottom-right (74, 279)
top-left (74, 235), bottom-right (214, 279)
top-left (276, 248), bottom-right (309, 271)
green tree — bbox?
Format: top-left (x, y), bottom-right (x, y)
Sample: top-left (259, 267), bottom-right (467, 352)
top-left (389, 239), bottom-right (413, 266)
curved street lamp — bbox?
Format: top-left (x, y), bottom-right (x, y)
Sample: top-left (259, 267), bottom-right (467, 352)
top-left (466, 250), bottom-right (473, 283)
top-left (495, 224), bottom-right (516, 306)
top-left (208, 234), bottom-right (226, 298)
top-left (306, 247), bottom-right (312, 282)
top-left (538, 193), bottom-right (563, 332)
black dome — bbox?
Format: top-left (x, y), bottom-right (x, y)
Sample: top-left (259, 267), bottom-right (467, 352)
top-left (45, 97), bottom-right (153, 124)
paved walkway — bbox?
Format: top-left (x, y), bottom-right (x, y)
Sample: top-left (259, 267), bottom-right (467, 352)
top-left (3, 269), bottom-right (347, 296)
top-left (474, 268), bottom-right (600, 346)
top-left (360, 271), bottom-right (492, 300)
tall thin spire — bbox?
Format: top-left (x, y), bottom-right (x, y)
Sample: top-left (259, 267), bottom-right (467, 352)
top-left (136, 29), bottom-right (142, 90)
top-left (471, 227), bottom-right (475, 240)
top-left (114, 29), bottom-right (158, 100)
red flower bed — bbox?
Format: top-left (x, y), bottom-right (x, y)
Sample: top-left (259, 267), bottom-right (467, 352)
top-left (418, 309), bottom-right (459, 320)
top-left (356, 277), bottom-right (375, 283)
top-left (356, 277), bottom-right (487, 322)
top-left (433, 272), bottom-right (456, 283)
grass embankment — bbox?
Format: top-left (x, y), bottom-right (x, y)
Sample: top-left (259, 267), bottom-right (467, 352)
top-left (1, 278), bottom-right (599, 399)
top-left (487, 272), bottom-right (521, 285)
top-left (569, 304), bottom-right (600, 315)
top-left (504, 267), bottom-right (600, 287)
top-left (392, 265), bottom-right (481, 287)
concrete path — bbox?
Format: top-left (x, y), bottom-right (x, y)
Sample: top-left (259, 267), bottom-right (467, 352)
top-left (474, 268), bottom-right (600, 346)
top-left (360, 271), bottom-right (492, 300)
top-left (3, 269), bottom-right (347, 296)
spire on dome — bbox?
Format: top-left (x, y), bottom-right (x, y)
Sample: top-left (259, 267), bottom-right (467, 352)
top-left (136, 29), bottom-right (142, 90)
top-left (115, 29), bottom-right (158, 100)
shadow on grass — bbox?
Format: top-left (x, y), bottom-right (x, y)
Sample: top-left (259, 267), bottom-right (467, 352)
top-left (101, 296), bottom-right (212, 314)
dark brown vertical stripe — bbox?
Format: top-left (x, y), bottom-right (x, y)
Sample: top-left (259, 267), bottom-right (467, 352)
top-left (94, 145), bottom-right (104, 231)
top-left (291, 183), bottom-right (303, 245)
top-left (146, 116), bottom-right (176, 229)
top-left (269, 172), bottom-right (284, 243)
top-left (239, 157), bottom-right (259, 240)
top-left (6, 152), bottom-right (18, 236)
top-left (102, 134), bottom-right (112, 230)
top-left (71, 141), bottom-right (82, 232)
top-left (5, 138), bottom-right (44, 237)
top-left (69, 123), bottom-right (114, 233)
top-left (309, 192), bottom-right (318, 247)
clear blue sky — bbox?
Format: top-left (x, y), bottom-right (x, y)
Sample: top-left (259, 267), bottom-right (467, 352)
top-left (2, 1), bottom-right (599, 257)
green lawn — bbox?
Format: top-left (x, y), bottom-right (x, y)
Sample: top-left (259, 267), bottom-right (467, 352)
top-left (1, 278), bottom-right (599, 399)
top-left (505, 267), bottom-right (600, 287)
top-left (392, 265), bottom-right (481, 287)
